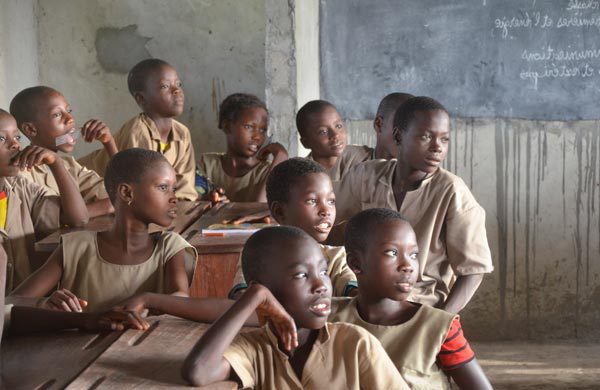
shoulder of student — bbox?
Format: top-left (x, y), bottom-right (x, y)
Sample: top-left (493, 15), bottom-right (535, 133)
top-left (430, 168), bottom-right (483, 213)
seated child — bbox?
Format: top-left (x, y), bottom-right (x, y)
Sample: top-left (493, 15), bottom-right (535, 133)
top-left (331, 208), bottom-right (492, 389)
top-left (334, 96), bottom-right (493, 312)
top-left (10, 86), bottom-right (115, 218)
top-left (228, 157), bottom-right (357, 299)
top-left (181, 226), bottom-right (409, 389)
top-left (10, 148), bottom-right (197, 311)
top-left (78, 59), bottom-right (197, 200)
top-left (197, 93), bottom-right (288, 202)
top-left (297, 100), bottom-right (372, 182)
top-left (0, 109), bottom-right (88, 292)
top-left (372, 92), bottom-right (414, 160)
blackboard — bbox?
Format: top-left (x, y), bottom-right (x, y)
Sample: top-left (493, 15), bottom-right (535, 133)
top-left (320, 0), bottom-right (600, 120)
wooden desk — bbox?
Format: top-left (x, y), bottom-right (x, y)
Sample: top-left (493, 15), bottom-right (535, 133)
top-left (182, 202), bottom-right (270, 298)
top-left (34, 200), bottom-right (209, 252)
top-left (1, 315), bottom-right (238, 389)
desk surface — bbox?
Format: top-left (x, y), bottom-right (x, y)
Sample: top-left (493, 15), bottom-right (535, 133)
top-left (2, 315), bottom-right (240, 390)
top-left (35, 200), bottom-right (210, 252)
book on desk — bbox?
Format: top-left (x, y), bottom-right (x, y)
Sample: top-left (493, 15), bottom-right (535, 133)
top-left (201, 222), bottom-right (276, 236)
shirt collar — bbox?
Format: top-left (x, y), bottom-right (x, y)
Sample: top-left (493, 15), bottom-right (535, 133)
top-left (264, 322), bottom-right (331, 357)
top-left (140, 113), bottom-right (184, 142)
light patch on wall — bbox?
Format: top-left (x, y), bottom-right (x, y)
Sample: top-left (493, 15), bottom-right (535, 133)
top-left (95, 25), bottom-right (152, 74)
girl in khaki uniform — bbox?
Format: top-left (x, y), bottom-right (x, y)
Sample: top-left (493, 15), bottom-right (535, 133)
top-left (11, 149), bottom-right (196, 312)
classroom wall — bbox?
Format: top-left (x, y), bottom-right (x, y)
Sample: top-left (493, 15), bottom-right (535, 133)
top-left (347, 118), bottom-right (600, 341)
top-left (3, 0), bottom-right (267, 158)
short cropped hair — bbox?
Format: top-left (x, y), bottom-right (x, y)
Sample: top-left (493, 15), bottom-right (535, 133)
top-left (0, 108), bottom-right (10, 117)
top-left (104, 148), bottom-right (169, 203)
top-left (241, 226), bottom-right (311, 284)
top-left (9, 86), bottom-right (58, 128)
top-left (295, 100), bottom-right (337, 138)
top-left (375, 92), bottom-right (414, 119)
top-left (127, 58), bottom-right (172, 95)
top-left (266, 157), bottom-right (326, 205)
top-left (393, 96), bottom-right (448, 133)
top-left (345, 208), bottom-right (408, 255)
top-left (218, 93), bottom-right (267, 129)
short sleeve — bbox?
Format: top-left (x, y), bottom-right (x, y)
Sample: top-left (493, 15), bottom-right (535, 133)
top-left (160, 232), bottom-right (198, 283)
top-left (223, 333), bottom-right (257, 388)
top-left (24, 179), bottom-right (61, 236)
top-left (68, 157), bottom-right (109, 202)
top-left (437, 317), bottom-right (475, 370)
top-left (445, 199), bottom-right (494, 275)
top-left (322, 246), bottom-right (357, 297)
top-left (170, 124), bottom-right (197, 201)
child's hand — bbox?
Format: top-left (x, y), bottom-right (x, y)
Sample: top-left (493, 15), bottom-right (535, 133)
top-left (113, 293), bottom-right (152, 317)
top-left (257, 142), bottom-right (288, 164)
top-left (81, 119), bottom-right (113, 145)
top-left (222, 210), bottom-right (272, 225)
top-left (11, 145), bottom-right (58, 170)
top-left (209, 187), bottom-right (230, 206)
top-left (82, 309), bottom-right (150, 331)
top-left (41, 288), bottom-right (88, 312)
top-left (247, 283), bottom-right (298, 351)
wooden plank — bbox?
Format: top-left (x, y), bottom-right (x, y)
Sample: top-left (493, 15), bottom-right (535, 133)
top-left (190, 252), bottom-right (241, 298)
top-left (1, 329), bottom-right (122, 390)
top-left (66, 315), bottom-right (238, 389)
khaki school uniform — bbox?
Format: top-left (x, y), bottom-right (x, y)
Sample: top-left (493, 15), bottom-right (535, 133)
top-left (197, 153), bottom-right (271, 202)
top-left (0, 176), bottom-right (61, 293)
top-left (78, 113), bottom-right (197, 200)
top-left (20, 156), bottom-right (108, 202)
top-left (335, 160), bottom-right (493, 307)
top-left (224, 322), bottom-right (409, 389)
top-left (331, 297), bottom-right (455, 389)
top-left (229, 244), bottom-right (357, 297)
top-left (307, 144), bottom-right (373, 182)
top-left (59, 230), bottom-right (197, 311)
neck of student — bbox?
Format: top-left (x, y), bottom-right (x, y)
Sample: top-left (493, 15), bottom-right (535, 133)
top-left (222, 150), bottom-right (258, 176)
top-left (312, 154), bottom-right (337, 170)
top-left (356, 293), bottom-right (414, 326)
top-left (393, 160), bottom-right (433, 194)
top-left (107, 211), bottom-right (153, 252)
top-left (145, 112), bottom-right (173, 141)
top-left (373, 143), bottom-right (390, 160)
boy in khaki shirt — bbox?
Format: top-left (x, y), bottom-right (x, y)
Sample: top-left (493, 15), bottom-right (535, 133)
top-left (0, 109), bottom-right (88, 292)
top-left (78, 59), bottom-right (197, 200)
top-left (228, 157), bottom-right (357, 299)
top-left (297, 100), bottom-right (373, 183)
top-left (335, 97), bottom-right (493, 312)
top-left (10, 86), bottom-right (115, 217)
top-left (181, 226), bottom-right (408, 389)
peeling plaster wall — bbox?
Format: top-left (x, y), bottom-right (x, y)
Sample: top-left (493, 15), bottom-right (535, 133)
top-left (347, 118), bottom-right (600, 340)
top-left (35, 0), bottom-right (266, 158)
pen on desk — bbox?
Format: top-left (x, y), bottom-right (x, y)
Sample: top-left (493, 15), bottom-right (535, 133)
top-left (203, 232), bottom-right (225, 237)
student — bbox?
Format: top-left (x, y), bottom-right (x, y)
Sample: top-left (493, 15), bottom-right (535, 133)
top-left (10, 86), bottom-right (115, 218)
top-left (331, 208), bottom-right (492, 389)
top-left (181, 226), bottom-right (409, 389)
top-left (0, 109), bottom-right (88, 292)
top-left (335, 96), bottom-right (493, 313)
top-left (228, 157), bottom-right (356, 299)
top-left (297, 100), bottom-right (372, 182)
top-left (10, 148), bottom-right (197, 312)
top-left (78, 59), bottom-right (197, 200)
top-left (197, 93), bottom-right (288, 202)
top-left (373, 92), bottom-right (414, 160)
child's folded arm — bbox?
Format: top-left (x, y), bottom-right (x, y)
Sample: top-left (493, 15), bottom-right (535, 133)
top-left (181, 283), bottom-right (296, 387)
top-left (164, 248), bottom-right (194, 297)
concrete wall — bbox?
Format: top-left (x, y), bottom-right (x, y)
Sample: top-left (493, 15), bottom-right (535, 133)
top-left (0, 0), bottom-right (39, 111)
top-left (27, 0), bottom-right (266, 158)
top-left (346, 118), bottom-right (600, 341)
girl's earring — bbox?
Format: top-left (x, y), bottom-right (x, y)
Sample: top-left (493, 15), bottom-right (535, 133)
top-left (127, 200), bottom-right (133, 206)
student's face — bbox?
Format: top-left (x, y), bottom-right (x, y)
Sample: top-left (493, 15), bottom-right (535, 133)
top-left (138, 65), bottom-right (185, 118)
top-left (26, 92), bottom-right (76, 153)
top-left (271, 173), bottom-right (336, 243)
top-left (375, 112), bottom-right (399, 160)
top-left (353, 219), bottom-right (418, 301)
top-left (395, 109), bottom-right (449, 173)
top-left (0, 114), bottom-right (22, 177)
top-left (129, 162), bottom-right (178, 226)
top-left (300, 107), bottom-right (347, 158)
top-left (224, 107), bottom-right (268, 158)
top-left (264, 238), bottom-right (332, 330)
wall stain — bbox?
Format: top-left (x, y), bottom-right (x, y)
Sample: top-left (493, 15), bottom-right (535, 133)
top-left (211, 78), bottom-right (226, 123)
top-left (95, 25), bottom-right (152, 74)
top-left (495, 119), bottom-right (508, 320)
top-left (525, 125), bottom-right (532, 336)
